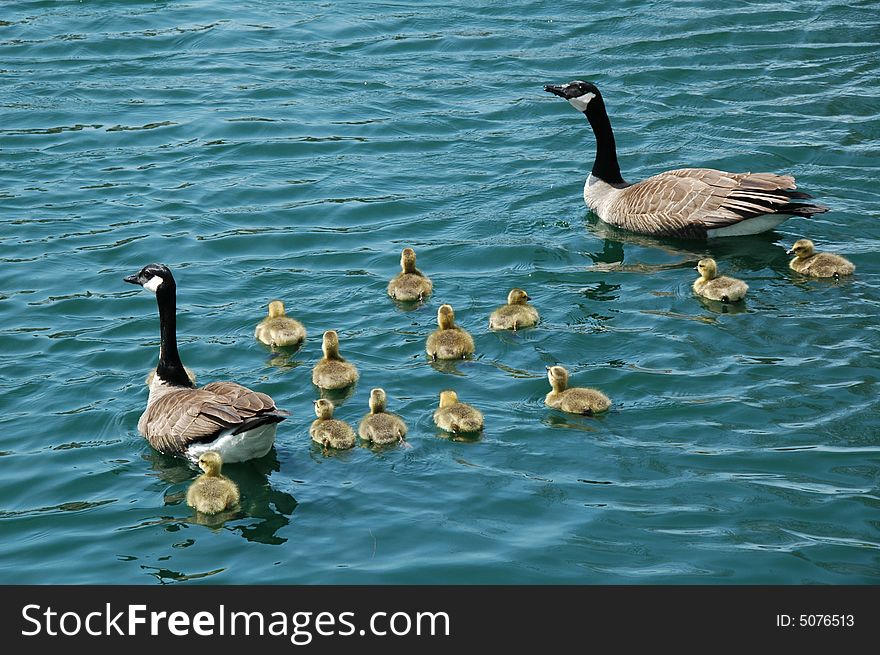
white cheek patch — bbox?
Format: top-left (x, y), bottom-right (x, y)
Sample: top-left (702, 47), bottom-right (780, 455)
top-left (568, 92), bottom-right (596, 112)
top-left (143, 275), bottom-right (164, 293)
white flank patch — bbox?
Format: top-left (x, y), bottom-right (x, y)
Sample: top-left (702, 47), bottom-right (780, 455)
top-left (186, 422), bottom-right (277, 464)
top-left (707, 214), bottom-right (792, 238)
top-left (143, 275), bottom-right (164, 293)
top-left (568, 91), bottom-right (596, 112)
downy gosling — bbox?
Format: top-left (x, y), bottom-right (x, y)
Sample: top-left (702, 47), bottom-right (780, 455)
top-left (426, 304), bottom-right (475, 360)
top-left (545, 365), bottom-right (611, 416)
top-left (433, 390), bottom-right (484, 434)
top-left (387, 247), bottom-right (433, 302)
top-left (358, 388), bottom-right (408, 445)
top-left (787, 239), bottom-right (855, 278)
top-left (693, 258), bottom-right (748, 302)
top-left (312, 330), bottom-right (359, 389)
top-left (254, 300), bottom-right (306, 348)
top-left (489, 288), bottom-right (539, 330)
top-left (310, 398), bottom-right (356, 450)
top-left (186, 451), bottom-right (240, 515)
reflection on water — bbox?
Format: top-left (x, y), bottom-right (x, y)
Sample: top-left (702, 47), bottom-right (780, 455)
top-left (146, 448), bottom-right (297, 546)
top-left (317, 383), bottom-right (356, 405)
top-left (695, 296), bottom-right (750, 315)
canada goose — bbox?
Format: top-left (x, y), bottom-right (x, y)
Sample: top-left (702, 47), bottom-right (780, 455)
top-left (186, 451), bottom-right (240, 515)
top-left (544, 81), bottom-right (828, 239)
top-left (433, 390), bottom-right (483, 434)
top-left (312, 330), bottom-right (359, 389)
top-left (545, 365), bottom-right (611, 416)
top-left (146, 366), bottom-right (196, 386)
top-left (693, 258), bottom-right (748, 302)
top-left (787, 239), bottom-right (855, 278)
top-left (426, 304), bottom-right (475, 360)
top-left (488, 288), bottom-right (539, 330)
top-left (388, 247), bottom-right (433, 301)
top-left (254, 300), bottom-right (306, 348)
top-left (358, 388), bottom-right (407, 445)
top-left (124, 263), bottom-right (287, 463)
top-left (310, 398), bottom-right (356, 450)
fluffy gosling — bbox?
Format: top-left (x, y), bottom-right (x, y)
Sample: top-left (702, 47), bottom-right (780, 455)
top-left (254, 300), bottom-right (306, 348)
top-left (387, 247), bottom-right (433, 302)
top-left (312, 330), bottom-right (359, 390)
top-left (186, 451), bottom-right (240, 515)
top-left (787, 239), bottom-right (855, 278)
top-left (433, 390), bottom-right (483, 434)
top-left (693, 258), bottom-right (748, 302)
top-left (358, 388), bottom-right (407, 445)
top-left (426, 304), bottom-right (475, 360)
top-left (489, 288), bottom-right (539, 330)
top-left (545, 365), bottom-right (611, 416)
top-left (310, 398), bottom-right (356, 450)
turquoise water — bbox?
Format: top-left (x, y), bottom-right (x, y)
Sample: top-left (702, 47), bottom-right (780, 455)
top-left (1, 0), bottom-right (879, 584)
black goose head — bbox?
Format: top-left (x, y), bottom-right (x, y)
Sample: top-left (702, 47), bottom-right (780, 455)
top-left (544, 80), bottom-right (602, 112)
top-left (124, 263), bottom-right (176, 294)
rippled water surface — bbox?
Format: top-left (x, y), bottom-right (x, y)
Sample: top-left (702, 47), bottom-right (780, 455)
top-left (1, 1), bottom-right (879, 584)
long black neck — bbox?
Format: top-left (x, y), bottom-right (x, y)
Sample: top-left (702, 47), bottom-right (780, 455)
top-left (585, 96), bottom-right (624, 185)
top-left (155, 279), bottom-right (195, 388)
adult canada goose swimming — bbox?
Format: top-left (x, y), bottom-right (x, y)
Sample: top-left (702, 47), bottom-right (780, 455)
top-left (312, 330), bottom-right (359, 390)
top-left (388, 247), bottom-right (433, 302)
top-left (310, 398), bottom-right (356, 450)
top-left (186, 451), bottom-right (240, 515)
top-left (692, 258), bottom-right (748, 302)
top-left (488, 288), bottom-right (539, 330)
top-left (545, 365), bottom-right (611, 416)
top-left (787, 239), bottom-right (855, 278)
top-left (544, 81), bottom-right (829, 239)
top-left (433, 390), bottom-right (484, 434)
top-left (426, 304), bottom-right (475, 360)
top-left (254, 300), bottom-right (306, 348)
top-left (124, 263), bottom-right (287, 463)
top-left (358, 388), bottom-right (407, 445)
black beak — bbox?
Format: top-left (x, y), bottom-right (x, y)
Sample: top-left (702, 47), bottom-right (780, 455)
top-left (123, 273), bottom-right (140, 285)
top-left (525, 295), bottom-right (532, 301)
top-left (544, 84), bottom-right (570, 99)
top-left (785, 248), bottom-right (794, 255)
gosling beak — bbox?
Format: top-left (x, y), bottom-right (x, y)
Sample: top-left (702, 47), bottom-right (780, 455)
top-left (544, 84), bottom-right (571, 99)
top-left (123, 273), bottom-right (140, 285)
top-left (785, 248), bottom-right (794, 255)
top-left (525, 294), bottom-right (532, 301)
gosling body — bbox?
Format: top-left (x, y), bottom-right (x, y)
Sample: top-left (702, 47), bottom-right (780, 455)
top-left (692, 258), bottom-right (748, 302)
top-left (310, 398), bottom-right (356, 450)
top-left (312, 330), bottom-right (359, 390)
top-left (426, 304), bottom-right (475, 360)
top-left (358, 388), bottom-right (407, 445)
top-left (255, 300), bottom-right (306, 348)
top-left (787, 239), bottom-right (855, 278)
top-left (545, 365), bottom-right (611, 416)
top-left (186, 451), bottom-right (240, 515)
top-left (388, 247), bottom-right (433, 302)
top-left (489, 288), bottom-right (539, 330)
top-left (433, 390), bottom-right (483, 434)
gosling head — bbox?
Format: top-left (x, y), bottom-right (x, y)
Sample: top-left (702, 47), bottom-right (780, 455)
top-left (438, 389), bottom-right (459, 408)
top-left (197, 451), bottom-right (223, 476)
top-left (437, 304), bottom-right (456, 330)
top-left (123, 262), bottom-right (175, 294)
top-left (401, 247), bottom-right (418, 273)
top-left (547, 365), bottom-right (570, 392)
top-left (695, 258), bottom-right (718, 280)
top-left (322, 330), bottom-right (340, 358)
top-left (267, 300), bottom-right (286, 318)
top-left (544, 80), bottom-right (602, 113)
top-left (314, 398), bottom-right (335, 420)
top-left (369, 388), bottom-right (387, 414)
top-left (786, 239), bottom-right (815, 258)
top-left (507, 288), bottom-right (531, 305)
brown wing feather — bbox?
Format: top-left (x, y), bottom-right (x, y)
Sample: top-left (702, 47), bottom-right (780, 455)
top-left (139, 383), bottom-right (279, 455)
top-left (614, 168), bottom-right (802, 238)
